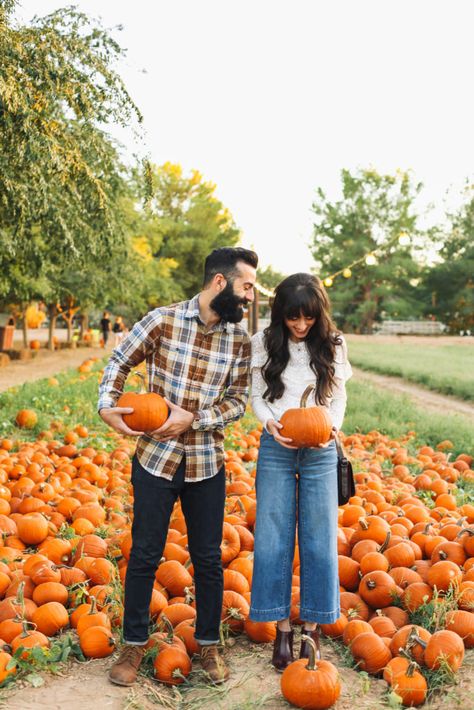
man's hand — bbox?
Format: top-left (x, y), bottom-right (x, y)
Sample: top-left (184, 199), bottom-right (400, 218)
top-left (149, 399), bottom-right (194, 442)
top-left (266, 419), bottom-right (298, 449)
top-left (99, 407), bottom-right (145, 437)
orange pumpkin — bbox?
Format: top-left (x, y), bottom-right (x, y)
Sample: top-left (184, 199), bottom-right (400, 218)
top-left (279, 386), bottom-right (332, 447)
top-left (117, 374), bottom-right (168, 432)
top-left (281, 635), bottom-right (341, 709)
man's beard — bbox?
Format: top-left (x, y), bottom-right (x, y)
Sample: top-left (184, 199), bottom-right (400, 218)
top-left (209, 281), bottom-right (249, 323)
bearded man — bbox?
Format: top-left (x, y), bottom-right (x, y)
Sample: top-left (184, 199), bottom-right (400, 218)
top-left (98, 247), bottom-right (258, 685)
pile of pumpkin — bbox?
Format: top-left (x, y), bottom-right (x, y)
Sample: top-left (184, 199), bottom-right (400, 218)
top-left (0, 419), bottom-right (473, 709)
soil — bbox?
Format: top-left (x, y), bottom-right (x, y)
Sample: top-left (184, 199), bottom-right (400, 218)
top-left (2, 634), bottom-right (473, 710)
top-left (0, 345), bottom-right (109, 393)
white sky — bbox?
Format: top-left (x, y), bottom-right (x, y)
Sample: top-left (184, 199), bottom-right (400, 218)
top-left (17, 0), bottom-right (474, 273)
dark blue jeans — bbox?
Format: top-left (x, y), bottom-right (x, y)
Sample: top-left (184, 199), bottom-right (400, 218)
top-left (123, 454), bottom-right (225, 644)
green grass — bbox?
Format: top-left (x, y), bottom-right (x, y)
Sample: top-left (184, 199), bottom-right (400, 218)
top-left (0, 357), bottom-right (113, 448)
top-left (0, 356), bottom-right (472, 459)
top-left (344, 379), bottom-right (474, 457)
top-left (347, 340), bottom-right (474, 401)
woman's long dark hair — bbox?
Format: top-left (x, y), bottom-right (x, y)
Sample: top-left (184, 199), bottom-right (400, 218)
top-left (262, 273), bottom-right (342, 404)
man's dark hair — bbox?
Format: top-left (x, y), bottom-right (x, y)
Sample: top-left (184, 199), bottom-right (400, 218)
top-left (203, 247), bottom-right (258, 286)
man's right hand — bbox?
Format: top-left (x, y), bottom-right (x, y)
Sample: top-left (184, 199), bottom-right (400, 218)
top-left (99, 407), bottom-right (145, 437)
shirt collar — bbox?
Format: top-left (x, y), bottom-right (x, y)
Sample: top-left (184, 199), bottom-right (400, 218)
top-left (184, 293), bottom-right (231, 333)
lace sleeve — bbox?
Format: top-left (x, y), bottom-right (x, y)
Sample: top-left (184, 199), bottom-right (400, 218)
top-left (334, 335), bottom-right (353, 382)
top-left (250, 332), bottom-right (274, 427)
top-left (329, 335), bottom-right (351, 430)
top-left (251, 366), bottom-right (275, 429)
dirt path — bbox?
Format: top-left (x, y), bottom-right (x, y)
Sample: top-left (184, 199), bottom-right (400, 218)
top-left (0, 346), bottom-right (110, 393)
top-left (352, 366), bottom-right (474, 421)
top-left (3, 636), bottom-right (472, 710)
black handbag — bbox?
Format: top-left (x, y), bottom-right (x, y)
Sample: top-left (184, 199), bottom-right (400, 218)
top-left (335, 436), bottom-right (355, 505)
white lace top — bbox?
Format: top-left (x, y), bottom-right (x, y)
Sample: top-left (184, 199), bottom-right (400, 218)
top-left (251, 331), bottom-right (352, 431)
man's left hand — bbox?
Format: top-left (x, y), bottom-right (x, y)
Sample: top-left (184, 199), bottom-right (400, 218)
top-left (149, 399), bottom-right (194, 442)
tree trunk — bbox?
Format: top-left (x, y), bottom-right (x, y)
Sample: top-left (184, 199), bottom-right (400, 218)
top-left (64, 316), bottom-right (73, 343)
top-left (47, 304), bottom-right (57, 351)
top-left (21, 304), bottom-right (28, 348)
top-left (80, 312), bottom-right (89, 339)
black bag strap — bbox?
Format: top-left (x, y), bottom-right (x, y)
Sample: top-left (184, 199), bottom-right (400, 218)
top-left (335, 435), bottom-right (346, 461)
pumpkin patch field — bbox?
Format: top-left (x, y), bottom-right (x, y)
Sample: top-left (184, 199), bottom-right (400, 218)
top-left (0, 359), bottom-right (473, 709)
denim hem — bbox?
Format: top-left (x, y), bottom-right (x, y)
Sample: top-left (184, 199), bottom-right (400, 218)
top-left (249, 606), bottom-right (290, 622)
top-left (299, 608), bottom-right (341, 624)
top-left (123, 639), bottom-right (148, 646)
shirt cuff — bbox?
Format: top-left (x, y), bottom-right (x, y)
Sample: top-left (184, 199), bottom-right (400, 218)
top-left (191, 409), bottom-right (222, 431)
top-left (97, 396), bottom-right (116, 413)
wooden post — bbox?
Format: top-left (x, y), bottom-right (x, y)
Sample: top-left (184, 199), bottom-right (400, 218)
top-left (251, 289), bottom-right (259, 335)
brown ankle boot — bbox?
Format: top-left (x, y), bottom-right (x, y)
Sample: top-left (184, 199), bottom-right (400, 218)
top-left (199, 644), bottom-right (230, 684)
top-left (272, 628), bottom-right (294, 672)
top-left (299, 626), bottom-right (321, 660)
top-left (108, 644), bottom-right (146, 686)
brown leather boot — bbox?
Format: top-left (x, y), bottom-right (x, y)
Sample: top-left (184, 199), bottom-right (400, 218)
top-left (199, 644), bottom-right (230, 684)
top-left (272, 628), bottom-right (294, 672)
top-left (299, 626), bottom-right (321, 660)
top-left (108, 644), bottom-right (146, 686)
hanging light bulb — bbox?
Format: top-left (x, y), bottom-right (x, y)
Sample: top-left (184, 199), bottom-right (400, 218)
top-left (398, 231), bottom-right (410, 246)
top-left (342, 268), bottom-right (352, 278)
top-left (323, 277), bottom-right (333, 287)
top-left (365, 253), bottom-right (377, 266)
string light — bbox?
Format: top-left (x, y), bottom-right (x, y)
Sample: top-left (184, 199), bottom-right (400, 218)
top-left (398, 231), bottom-right (410, 246)
top-left (254, 282), bottom-right (274, 297)
top-left (255, 230), bottom-right (412, 295)
top-left (322, 230), bottom-right (411, 285)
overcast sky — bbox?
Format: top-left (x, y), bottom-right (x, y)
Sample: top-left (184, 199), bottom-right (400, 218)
top-left (17, 1), bottom-right (474, 273)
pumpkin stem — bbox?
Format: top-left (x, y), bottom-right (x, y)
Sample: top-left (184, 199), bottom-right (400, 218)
top-left (301, 634), bottom-right (318, 671)
top-left (457, 527), bottom-right (474, 539)
top-left (88, 596), bottom-right (97, 615)
top-left (399, 647), bottom-right (414, 662)
top-left (406, 661), bottom-right (419, 677)
top-left (407, 630), bottom-right (427, 650)
top-left (358, 517), bottom-right (369, 531)
top-left (14, 581), bottom-right (26, 616)
top-left (159, 614), bottom-right (175, 639)
top-left (378, 531), bottom-right (391, 553)
top-left (132, 371), bottom-right (147, 394)
top-left (299, 385), bottom-right (315, 409)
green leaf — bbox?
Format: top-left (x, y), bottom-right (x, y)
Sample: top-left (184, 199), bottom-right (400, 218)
top-left (25, 673), bottom-right (45, 687)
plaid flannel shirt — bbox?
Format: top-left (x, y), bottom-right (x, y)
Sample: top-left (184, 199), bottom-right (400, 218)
top-left (98, 294), bottom-right (251, 482)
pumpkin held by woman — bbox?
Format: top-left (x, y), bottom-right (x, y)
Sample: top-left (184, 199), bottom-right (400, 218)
top-left (279, 385), bottom-right (332, 447)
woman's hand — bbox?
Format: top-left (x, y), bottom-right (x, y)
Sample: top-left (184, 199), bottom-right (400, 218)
top-left (266, 419), bottom-right (298, 449)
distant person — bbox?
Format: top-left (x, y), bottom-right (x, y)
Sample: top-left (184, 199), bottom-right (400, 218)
top-left (113, 316), bottom-right (126, 346)
top-left (100, 311), bottom-right (111, 348)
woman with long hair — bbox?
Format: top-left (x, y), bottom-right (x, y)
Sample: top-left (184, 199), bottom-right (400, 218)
top-left (249, 272), bottom-right (352, 670)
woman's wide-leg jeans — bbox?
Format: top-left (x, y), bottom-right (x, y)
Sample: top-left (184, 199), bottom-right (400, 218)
top-left (250, 430), bottom-right (340, 624)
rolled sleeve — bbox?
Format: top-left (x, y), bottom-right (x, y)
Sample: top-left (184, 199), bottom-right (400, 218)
top-left (98, 309), bottom-right (162, 411)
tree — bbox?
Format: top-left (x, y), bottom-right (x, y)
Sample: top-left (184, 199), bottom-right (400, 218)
top-left (258, 265), bottom-right (287, 291)
top-left (0, 2), bottom-right (146, 345)
top-left (423, 184), bottom-right (474, 332)
top-left (310, 168), bottom-right (426, 332)
top-left (148, 163), bottom-right (240, 298)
